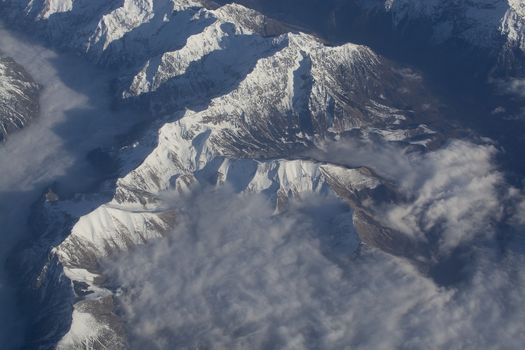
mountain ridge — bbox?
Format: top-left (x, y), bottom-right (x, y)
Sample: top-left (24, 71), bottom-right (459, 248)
top-left (0, 54), bottom-right (40, 141)
top-left (0, 1), bottom-right (518, 349)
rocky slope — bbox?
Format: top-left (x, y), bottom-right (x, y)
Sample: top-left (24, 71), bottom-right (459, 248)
top-left (0, 1), bottom-right (481, 349)
top-left (365, 0), bottom-right (525, 77)
top-left (221, 0), bottom-right (525, 80)
top-left (0, 54), bottom-right (39, 141)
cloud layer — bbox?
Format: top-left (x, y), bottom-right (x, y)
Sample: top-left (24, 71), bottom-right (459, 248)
top-left (384, 141), bottom-right (506, 252)
top-left (106, 185), bottom-right (525, 350)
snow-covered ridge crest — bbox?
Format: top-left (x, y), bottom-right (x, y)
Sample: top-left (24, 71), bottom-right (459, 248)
top-left (37, 0), bottom-right (73, 19)
top-left (502, 1), bottom-right (525, 51)
top-left (6, 0), bottom-right (287, 65)
top-left (0, 56), bottom-right (40, 141)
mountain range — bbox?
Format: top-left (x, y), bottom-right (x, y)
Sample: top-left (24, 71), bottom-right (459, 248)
top-left (0, 1), bottom-right (524, 349)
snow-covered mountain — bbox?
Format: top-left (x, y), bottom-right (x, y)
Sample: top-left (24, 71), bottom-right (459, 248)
top-left (366, 0), bottom-right (525, 76)
top-left (0, 55), bottom-right (39, 141)
top-left (223, 0), bottom-right (525, 80)
top-left (0, 1), bottom-right (506, 349)
top-left (374, 0), bottom-right (524, 47)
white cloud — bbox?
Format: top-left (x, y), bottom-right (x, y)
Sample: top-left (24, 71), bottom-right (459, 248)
top-left (385, 140), bottom-right (506, 252)
top-left (310, 136), bottom-right (413, 181)
top-left (513, 196), bottom-right (525, 225)
top-left (497, 78), bottom-right (525, 99)
top-left (311, 136), bottom-right (511, 253)
top-left (105, 187), bottom-right (525, 350)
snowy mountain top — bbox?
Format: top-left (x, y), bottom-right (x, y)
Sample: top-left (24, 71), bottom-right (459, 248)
top-left (0, 55), bottom-right (40, 141)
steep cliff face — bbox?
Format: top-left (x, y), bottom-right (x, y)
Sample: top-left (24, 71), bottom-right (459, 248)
top-left (0, 55), bottom-right (40, 141)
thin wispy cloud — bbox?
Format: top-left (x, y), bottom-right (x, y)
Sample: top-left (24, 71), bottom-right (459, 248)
top-left (311, 136), bottom-right (515, 253)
